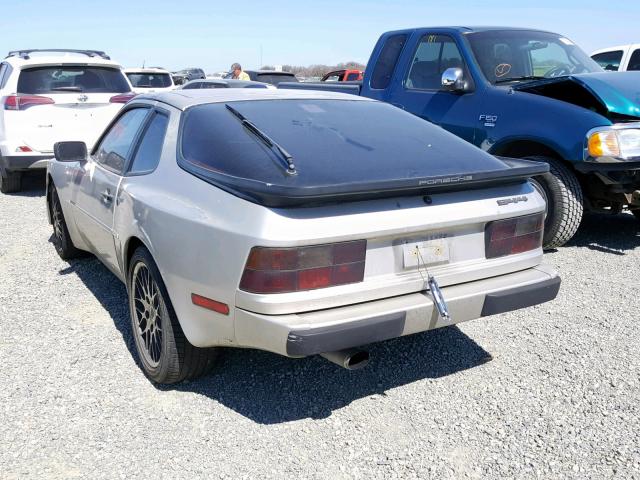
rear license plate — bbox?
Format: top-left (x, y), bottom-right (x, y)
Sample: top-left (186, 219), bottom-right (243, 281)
top-left (403, 239), bottom-right (450, 268)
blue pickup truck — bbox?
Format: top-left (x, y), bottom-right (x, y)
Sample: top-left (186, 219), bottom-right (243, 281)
top-left (281, 27), bottom-right (640, 248)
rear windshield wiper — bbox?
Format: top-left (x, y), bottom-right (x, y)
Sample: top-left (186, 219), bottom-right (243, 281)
top-left (225, 103), bottom-right (297, 175)
top-left (49, 86), bottom-right (83, 92)
top-left (494, 75), bottom-right (546, 84)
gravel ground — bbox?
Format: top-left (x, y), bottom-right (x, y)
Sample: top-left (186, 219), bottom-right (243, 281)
top-left (1, 173), bottom-right (639, 479)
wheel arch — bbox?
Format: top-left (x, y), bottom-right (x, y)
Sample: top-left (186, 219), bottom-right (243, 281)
top-left (45, 173), bottom-right (54, 224)
top-left (123, 236), bottom-right (150, 276)
top-left (489, 139), bottom-right (565, 162)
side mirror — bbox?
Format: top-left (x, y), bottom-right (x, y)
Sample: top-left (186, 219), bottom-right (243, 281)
top-left (441, 68), bottom-right (466, 92)
top-left (54, 141), bottom-right (87, 162)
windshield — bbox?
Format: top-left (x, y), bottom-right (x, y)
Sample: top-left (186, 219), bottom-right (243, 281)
top-left (18, 66), bottom-right (131, 94)
top-left (126, 72), bottom-right (172, 88)
top-left (467, 30), bottom-right (602, 84)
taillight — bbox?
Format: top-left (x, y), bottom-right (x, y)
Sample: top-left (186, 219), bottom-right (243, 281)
top-left (4, 94), bottom-right (55, 110)
top-left (109, 92), bottom-right (137, 104)
top-left (239, 240), bottom-right (367, 294)
top-left (485, 213), bottom-right (544, 259)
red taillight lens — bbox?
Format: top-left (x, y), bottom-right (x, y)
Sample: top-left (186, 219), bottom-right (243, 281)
top-left (4, 94), bottom-right (55, 110)
top-left (485, 213), bottom-right (544, 259)
top-left (109, 92), bottom-right (137, 104)
top-left (240, 240), bottom-right (367, 294)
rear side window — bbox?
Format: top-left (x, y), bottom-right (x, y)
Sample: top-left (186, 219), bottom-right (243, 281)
top-left (591, 50), bottom-right (623, 71)
top-left (0, 63), bottom-right (13, 89)
top-left (346, 72), bottom-right (360, 81)
top-left (371, 34), bottom-right (407, 89)
top-left (94, 108), bottom-right (148, 173)
top-left (126, 73), bottom-right (172, 88)
top-left (129, 112), bottom-right (169, 174)
top-left (18, 66), bottom-right (131, 94)
top-left (628, 49), bottom-right (640, 71)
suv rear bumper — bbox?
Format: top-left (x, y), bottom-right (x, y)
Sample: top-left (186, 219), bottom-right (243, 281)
top-left (233, 264), bottom-right (560, 357)
top-left (0, 155), bottom-right (51, 172)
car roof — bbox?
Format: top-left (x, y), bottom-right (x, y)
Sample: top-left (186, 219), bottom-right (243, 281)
top-left (591, 44), bottom-right (640, 55)
top-left (4, 51), bottom-right (121, 68)
top-left (246, 70), bottom-right (296, 75)
top-left (137, 88), bottom-right (373, 110)
top-left (181, 79), bottom-right (270, 88)
top-left (382, 26), bottom-right (558, 36)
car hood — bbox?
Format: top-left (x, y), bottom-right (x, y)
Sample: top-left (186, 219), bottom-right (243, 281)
top-left (514, 72), bottom-right (640, 120)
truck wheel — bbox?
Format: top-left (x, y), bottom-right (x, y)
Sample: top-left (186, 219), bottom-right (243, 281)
top-left (0, 171), bottom-right (22, 194)
top-left (526, 156), bottom-right (583, 249)
top-left (128, 246), bottom-right (220, 384)
top-left (50, 187), bottom-right (83, 260)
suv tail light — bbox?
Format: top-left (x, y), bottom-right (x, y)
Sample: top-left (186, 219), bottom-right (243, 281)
top-left (240, 240), bottom-right (367, 294)
top-left (109, 92), bottom-right (137, 104)
top-left (4, 94), bottom-right (55, 110)
top-left (485, 213), bottom-right (544, 259)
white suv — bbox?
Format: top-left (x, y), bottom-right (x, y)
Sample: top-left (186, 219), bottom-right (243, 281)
top-left (0, 49), bottom-right (135, 193)
top-left (124, 67), bottom-right (175, 94)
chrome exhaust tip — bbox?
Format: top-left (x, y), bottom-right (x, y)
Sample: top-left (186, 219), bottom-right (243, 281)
top-left (320, 348), bottom-right (370, 370)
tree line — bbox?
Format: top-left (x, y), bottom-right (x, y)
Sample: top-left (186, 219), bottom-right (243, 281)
top-left (260, 61), bottom-right (366, 78)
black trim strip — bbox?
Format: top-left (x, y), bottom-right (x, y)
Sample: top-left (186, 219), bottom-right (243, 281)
top-left (286, 312), bottom-right (406, 356)
top-left (481, 276), bottom-right (561, 317)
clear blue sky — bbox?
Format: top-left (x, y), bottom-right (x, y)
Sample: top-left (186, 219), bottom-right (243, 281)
top-left (2, 0), bottom-right (637, 72)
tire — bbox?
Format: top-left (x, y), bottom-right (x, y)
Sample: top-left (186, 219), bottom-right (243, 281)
top-left (526, 156), bottom-right (583, 249)
top-left (0, 171), bottom-right (22, 194)
top-left (50, 186), bottom-right (83, 260)
top-left (127, 246), bottom-right (220, 384)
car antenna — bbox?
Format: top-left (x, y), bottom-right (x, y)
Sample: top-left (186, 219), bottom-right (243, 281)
top-left (225, 103), bottom-right (297, 175)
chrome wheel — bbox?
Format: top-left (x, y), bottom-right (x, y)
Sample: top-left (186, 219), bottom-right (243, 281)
top-left (132, 262), bottom-right (164, 366)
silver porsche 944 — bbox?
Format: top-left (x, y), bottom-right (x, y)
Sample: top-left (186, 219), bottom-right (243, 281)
top-left (46, 89), bottom-right (560, 384)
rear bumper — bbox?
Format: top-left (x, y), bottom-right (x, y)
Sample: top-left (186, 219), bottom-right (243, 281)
top-left (234, 264), bottom-right (560, 357)
top-left (0, 155), bottom-right (51, 172)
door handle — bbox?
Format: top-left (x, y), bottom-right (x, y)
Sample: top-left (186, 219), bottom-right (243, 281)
top-left (101, 189), bottom-right (113, 204)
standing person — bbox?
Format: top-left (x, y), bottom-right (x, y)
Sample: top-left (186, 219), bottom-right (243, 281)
top-left (230, 63), bottom-right (250, 81)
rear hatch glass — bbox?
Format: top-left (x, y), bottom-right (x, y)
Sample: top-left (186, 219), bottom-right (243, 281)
top-left (179, 99), bottom-right (547, 206)
top-left (126, 72), bottom-right (172, 88)
top-left (12, 66), bottom-right (130, 152)
top-left (18, 66), bottom-right (131, 94)
top-left (254, 73), bottom-right (298, 85)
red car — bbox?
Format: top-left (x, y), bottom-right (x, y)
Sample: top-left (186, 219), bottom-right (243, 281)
top-left (321, 69), bottom-right (363, 82)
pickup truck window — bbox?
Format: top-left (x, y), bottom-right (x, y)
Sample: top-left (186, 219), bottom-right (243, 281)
top-left (591, 50), bottom-right (624, 71)
top-left (628, 49), bottom-right (640, 71)
top-left (405, 35), bottom-right (464, 90)
top-left (371, 34), bottom-right (407, 89)
top-left (346, 72), bottom-right (359, 81)
top-left (467, 30), bottom-right (601, 83)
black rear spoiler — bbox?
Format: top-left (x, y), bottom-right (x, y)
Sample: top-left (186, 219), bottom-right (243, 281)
top-left (184, 157), bottom-right (549, 208)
